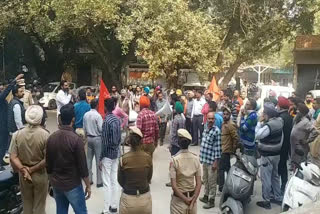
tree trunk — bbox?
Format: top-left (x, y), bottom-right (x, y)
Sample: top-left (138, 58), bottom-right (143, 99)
top-left (220, 59), bottom-right (243, 89)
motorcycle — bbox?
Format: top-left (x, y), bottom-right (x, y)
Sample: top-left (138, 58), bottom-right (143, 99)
top-left (282, 149), bottom-right (320, 211)
top-left (219, 153), bottom-right (258, 214)
top-left (0, 165), bottom-right (23, 214)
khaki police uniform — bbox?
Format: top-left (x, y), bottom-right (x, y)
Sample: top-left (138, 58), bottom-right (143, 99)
top-left (118, 149), bottom-right (153, 214)
top-left (169, 150), bottom-right (202, 214)
top-left (10, 125), bottom-right (49, 214)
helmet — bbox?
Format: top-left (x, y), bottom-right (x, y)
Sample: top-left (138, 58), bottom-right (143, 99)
top-left (300, 162), bottom-right (320, 186)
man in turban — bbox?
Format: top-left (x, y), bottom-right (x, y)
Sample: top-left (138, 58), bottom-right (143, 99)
top-left (277, 96), bottom-right (293, 194)
top-left (10, 105), bottom-right (50, 214)
top-left (136, 95), bottom-right (159, 157)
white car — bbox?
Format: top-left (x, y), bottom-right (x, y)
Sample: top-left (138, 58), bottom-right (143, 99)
top-left (39, 82), bottom-right (76, 110)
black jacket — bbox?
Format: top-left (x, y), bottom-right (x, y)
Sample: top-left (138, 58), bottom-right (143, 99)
top-left (279, 109), bottom-right (293, 158)
top-left (0, 80), bottom-right (16, 134)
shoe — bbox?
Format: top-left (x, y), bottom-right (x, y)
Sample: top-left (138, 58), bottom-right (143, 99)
top-left (165, 182), bottom-right (172, 187)
top-left (199, 195), bottom-right (208, 203)
top-left (256, 201), bottom-right (271, 209)
top-left (109, 206), bottom-right (117, 213)
top-left (203, 198), bottom-right (215, 209)
top-left (190, 143), bottom-right (198, 146)
top-left (97, 183), bottom-right (103, 188)
top-left (270, 198), bottom-right (282, 206)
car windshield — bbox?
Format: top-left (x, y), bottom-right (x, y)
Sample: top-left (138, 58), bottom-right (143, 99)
top-left (43, 83), bottom-right (58, 92)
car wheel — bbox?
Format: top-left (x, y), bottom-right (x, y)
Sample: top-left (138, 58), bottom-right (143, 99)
top-left (48, 99), bottom-right (57, 110)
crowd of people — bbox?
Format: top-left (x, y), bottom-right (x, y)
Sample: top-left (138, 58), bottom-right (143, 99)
top-left (1, 74), bottom-right (320, 214)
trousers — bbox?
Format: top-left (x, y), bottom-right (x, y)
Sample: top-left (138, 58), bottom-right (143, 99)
top-left (101, 157), bottom-right (119, 212)
top-left (0, 131), bottom-right (8, 165)
top-left (87, 136), bottom-right (102, 185)
top-left (159, 122), bottom-right (167, 144)
top-left (278, 154), bottom-right (288, 193)
top-left (53, 184), bottom-right (87, 214)
top-left (119, 192), bottom-right (152, 214)
top-left (192, 115), bottom-right (203, 145)
top-left (75, 128), bottom-right (87, 154)
top-left (261, 155), bottom-right (282, 201)
top-left (185, 118), bottom-right (193, 139)
top-left (203, 163), bottom-right (218, 199)
top-left (170, 195), bottom-right (197, 214)
top-left (20, 170), bottom-right (48, 214)
top-left (218, 153), bottom-right (231, 192)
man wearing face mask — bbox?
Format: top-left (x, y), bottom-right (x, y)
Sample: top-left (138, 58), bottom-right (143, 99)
top-left (255, 103), bottom-right (284, 209)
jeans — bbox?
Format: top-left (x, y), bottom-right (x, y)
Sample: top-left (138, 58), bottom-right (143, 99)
top-left (0, 131), bottom-right (8, 165)
top-left (87, 136), bottom-right (102, 185)
top-left (185, 118), bottom-right (193, 138)
top-left (261, 155), bottom-right (282, 202)
top-left (53, 184), bottom-right (87, 214)
top-left (101, 157), bottom-right (119, 212)
top-left (218, 153), bottom-right (231, 192)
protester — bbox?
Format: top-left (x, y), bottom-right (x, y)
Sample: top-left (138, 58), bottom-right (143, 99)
top-left (0, 74), bottom-right (23, 167)
top-left (113, 100), bottom-right (129, 129)
top-left (83, 98), bottom-right (103, 188)
top-left (277, 96), bottom-right (293, 193)
top-left (170, 129), bottom-right (202, 214)
top-left (191, 90), bottom-right (206, 146)
top-left (169, 102), bottom-right (186, 156)
top-left (10, 105), bottom-right (49, 214)
top-left (74, 89), bottom-right (91, 153)
top-left (46, 103), bottom-right (91, 214)
top-left (199, 112), bottom-right (221, 209)
top-left (8, 86), bottom-right (26, 142)
top-left (185, 91), bottom-right (194, 136)
top-left (86, 87), bottom-right (95, 104)
top-left (256, 103), bottom-right (283, 209)
top-left (239, 99), bottom-right (258, 154)
top-left (118, 127), bottom-right (153, 214)
top-left (201, 93), bottom-right (213, 124)
top-left (118, 89), bottom-right (130, 115)
top-left (111, 85), bottom-right (120, 100)
top-left (56, 80), bottom-right (72, 123)
top-left (291, 103), bottom-right (318, 166)
top-left (156, 91), bottom-right (167, 146)
top-left (208, 101), bottom-right (223, 130)
top-left (305, 92), bottom-right (314, 109)
top-left (313, 98), bottom-right (320, 121)
top-left (136, 95), bottom-right (159, 157)
top-left (100, 98), bottom-right (121, 214)
top-left (231, 90), bottom-right (243, 123)
top-left (218, 107), bottom-right (239, 193)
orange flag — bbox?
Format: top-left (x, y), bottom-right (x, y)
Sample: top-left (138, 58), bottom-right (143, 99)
top-left (208, 76), bottom-right (220, 101)
top-left (98, 79), bottom-right (111, 119)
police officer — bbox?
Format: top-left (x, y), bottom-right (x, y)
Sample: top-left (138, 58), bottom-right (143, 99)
top-left (118, 126), bottom-right (153, 214)
top-left (170, 129), bottom-right (202, 214)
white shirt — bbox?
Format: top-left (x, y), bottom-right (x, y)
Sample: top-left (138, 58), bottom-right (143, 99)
top-left (255, 122), bottom-right (271, 140)
top-left (13, 104), bottom-right (24, 130)
top-left (56, 89), bottom-right (72, 115)
top-left (191, 98), bottom-right (206, 118)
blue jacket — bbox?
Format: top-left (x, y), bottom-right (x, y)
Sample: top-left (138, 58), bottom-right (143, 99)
top-left (239, 111), bottom-right (258, 149)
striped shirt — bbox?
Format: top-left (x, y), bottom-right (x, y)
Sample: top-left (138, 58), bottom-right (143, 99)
top-left (100, 113), bottom-right (121, 160)
top-left (200, 124), bottom-right (222, 165)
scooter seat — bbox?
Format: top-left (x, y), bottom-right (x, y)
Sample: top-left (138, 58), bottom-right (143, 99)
top-left (0, 166), bottom-right (14, 183)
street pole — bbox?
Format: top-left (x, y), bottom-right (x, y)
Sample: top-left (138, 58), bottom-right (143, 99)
top-left (2, 39), bottom-right (5, 80)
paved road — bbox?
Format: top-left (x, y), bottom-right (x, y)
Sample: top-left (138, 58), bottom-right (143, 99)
top-left (45, 110), bottom-right (282, 214)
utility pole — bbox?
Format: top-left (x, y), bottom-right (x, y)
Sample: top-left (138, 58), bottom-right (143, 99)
top-left (2, 39), bottom-right (5, 80)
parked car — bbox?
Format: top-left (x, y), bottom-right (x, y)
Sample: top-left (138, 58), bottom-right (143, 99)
top-left (309, 90), bottom-right (320, 98)
top-left (39, 82), bottom-right (76, 110)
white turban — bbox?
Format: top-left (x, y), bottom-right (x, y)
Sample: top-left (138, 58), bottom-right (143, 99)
top-left (25, 105), bottom-right (43, 125)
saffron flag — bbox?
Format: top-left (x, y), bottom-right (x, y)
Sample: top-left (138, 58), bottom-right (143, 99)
top-left (208, 76), bottom-right (220, 101)
top-left (98, 79), bottom-right (111, 118)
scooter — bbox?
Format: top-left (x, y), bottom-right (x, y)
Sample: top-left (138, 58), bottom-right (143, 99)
top-left (0, 165), bottom-right (23, 214)
top-left (219, 153), bottom-right (258, 214)
top-left (282, 149), bottom-right (320, 212)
